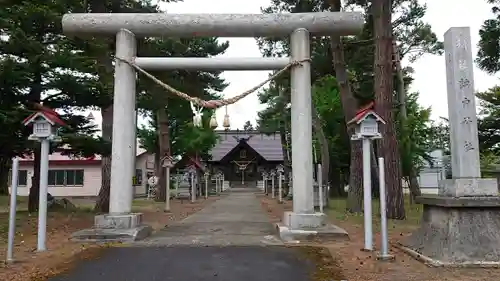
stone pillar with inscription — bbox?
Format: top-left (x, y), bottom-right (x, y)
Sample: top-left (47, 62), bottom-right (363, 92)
top-left (399, 27), bottom-right (500, 267)
top-left (440, 27), bottom-right (497, 196)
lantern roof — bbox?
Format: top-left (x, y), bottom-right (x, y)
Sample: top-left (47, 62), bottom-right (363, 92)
top-left (22, 104), bottom-right (66, 127)
top-left (347, 101), bottom-right (385, 126)
top-left (160, 155), bottom-right (174, 167)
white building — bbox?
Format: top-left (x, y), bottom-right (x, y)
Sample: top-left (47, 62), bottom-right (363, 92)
top-left (10, 147), bottom-right (155, 198)
top-left (402, 149), bottom-right (446, 195)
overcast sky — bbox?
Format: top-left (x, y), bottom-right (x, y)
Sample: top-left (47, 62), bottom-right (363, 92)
top-left (85, 0), bottom-right (499, 130)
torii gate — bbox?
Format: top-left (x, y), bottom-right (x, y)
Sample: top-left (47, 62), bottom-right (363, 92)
top-left (63, 12), bottom-right (363, 240)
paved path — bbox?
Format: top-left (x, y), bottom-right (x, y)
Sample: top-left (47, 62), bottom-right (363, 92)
top-left (140, 187), bottom-right (282, 246)
top-left (49, 189), bottom-right (314, 281)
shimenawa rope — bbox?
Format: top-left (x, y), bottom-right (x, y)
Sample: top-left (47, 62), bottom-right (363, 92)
top-left (115, 56), bottom-right (310, 109)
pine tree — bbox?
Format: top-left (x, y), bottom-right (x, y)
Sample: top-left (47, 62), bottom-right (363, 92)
top-left (0, 0), bottom-right (103, 210)
top-left (137, 36), bottom-right (229, 201)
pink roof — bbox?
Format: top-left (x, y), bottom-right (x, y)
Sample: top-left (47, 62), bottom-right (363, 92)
top-left (17, 151), bottom-right (102, 161)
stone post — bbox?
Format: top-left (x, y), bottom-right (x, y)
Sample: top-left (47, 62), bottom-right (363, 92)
top-left (109, 29), bottom-right (137, 213)
top-left (440, 27), bottom-right (497, 197)
top-left (290, 28), bottom-right (314, 213)
top-left (282, 28), bottom-right (328, 230)
top-left (72, 29), bottom-right (152, 242)
top-left (400, 27), bottom-right (500, 266)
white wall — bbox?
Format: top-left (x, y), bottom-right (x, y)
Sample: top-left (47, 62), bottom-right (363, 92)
top-left (134, 153), bottom-right (156, 196)
top-left (12, 164), bottom-right (102, 197)
top-left (10, 151), bottom-right (156, 197)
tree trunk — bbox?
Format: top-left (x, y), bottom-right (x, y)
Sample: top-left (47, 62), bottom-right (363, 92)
top-left (311, 106), bottom-right (330, 187)
top-left (279, 129), bottom-right (290, 197)
top-left (155, 107), bottom-right (170, 202)
top-left (373, 0), bottom-right (405, 219)
top-left (91, 0), bottom-right (120, 213)
top-left (0, 157), bottom-right (10, 195)
top-left (328, 168), bottom-right (344, 197)
top-left (346, 143), bottom-right (363, 212)
top-left (327, 0), bottom-right (362, 212)
top-left (94, 106), bottom-right (113, 213)
top-left (312, 107), bottom-right (330, 206)
top-left (27, 60), bottom-right (43, 213)
top-left (393, 42), bottom-right (421, 200)
top-left (28, 146), bottom-right (41, 213)
top-left (408, 168), bottom-right (421, 201)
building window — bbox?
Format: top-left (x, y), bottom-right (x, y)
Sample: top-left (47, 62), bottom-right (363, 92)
top-left (134, 169), bottom-right (143, 186)
top-left (18, 170), bottom-right (27, 186)
top-left (48, 170), bottom-right (84, 186)
top-left (9, 170), bottom-right (28, 186)
top-left (240, 149), bottom-right (246, 158)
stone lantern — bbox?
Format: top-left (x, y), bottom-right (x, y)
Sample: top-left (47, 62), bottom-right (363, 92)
top-left (261, 171), bottom-right (268, 192)
top-left (161, 155), bottom-right (174, 212)
top-left (217, 171), bottom-right (225, 191)
top-left (276, 165), bottom-right (284, 203)
top-left (270, 169), bottom-right (276, 199)
top-left (346, 101), bottom-right (386, 251)
top-left (348, 104), bottom-right (385, 140)
top-left (23, 110), bottom-right (64, 142)
top-left (203, 171), bottom-right (210, 199)
top-left (276, 164), bottom-right (284, 174)
top-left (22, 104), bottom-right (65, 252)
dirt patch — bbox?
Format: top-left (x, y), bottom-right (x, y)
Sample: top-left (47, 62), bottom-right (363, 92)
top-left (259, 195), bottom-right (500, 281)
top-left (258, 194), bottom-right (292, 223)
top-left (0, 196), bottom-right (219, 281)
top-left (294, 245), bottom-right (346, 281)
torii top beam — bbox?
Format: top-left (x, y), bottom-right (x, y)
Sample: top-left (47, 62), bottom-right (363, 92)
top-left (62, 12), bottom-right (364, 37)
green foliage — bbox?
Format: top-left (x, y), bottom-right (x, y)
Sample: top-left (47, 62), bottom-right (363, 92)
top-left (257, 0), bottom-right (442, 102)
top-left (311, 75), bottom-right (349, 172)
top-left (477, 1), bottom-right (500, 74)
top-left (256, 0), bottom-right (443, 188)
top-left (398, 92), bottom-right (436, 175)
top-left (136, 35), bottom-right (229, 160)
top-left (477, 86), bottom-right (500, 153)
top-left (257, 83), bottom-right (289, 134)
top-left (0, 0), bottom-right (103, 159)
top-left (427, 117), bottom-right (450, 154)
top-left (137, 111), bottom-right (219, 160)
top-left (480, 150), bottom-right (500, 172)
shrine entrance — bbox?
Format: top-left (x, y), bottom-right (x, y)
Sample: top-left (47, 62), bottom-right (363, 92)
top-left (62, 11), bottom-right (363, 236)
top-left (233, 160), bottom-right (257, 185)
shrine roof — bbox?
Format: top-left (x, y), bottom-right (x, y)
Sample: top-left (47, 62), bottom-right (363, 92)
top-left (209, 130), bottom-right (283, 162)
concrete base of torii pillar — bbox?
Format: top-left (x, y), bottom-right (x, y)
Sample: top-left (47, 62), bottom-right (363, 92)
top-left (72, 213), bottom-right (153, 243)
top-left (275, 212), bottom-right (349, 243)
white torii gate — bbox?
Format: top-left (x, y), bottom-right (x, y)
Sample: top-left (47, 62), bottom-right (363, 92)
top-left (63, 12), bottom-right (363, 239)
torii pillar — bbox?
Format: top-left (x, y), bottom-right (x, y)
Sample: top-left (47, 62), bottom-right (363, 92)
top-left (63, 12), bottom-right (363, 241)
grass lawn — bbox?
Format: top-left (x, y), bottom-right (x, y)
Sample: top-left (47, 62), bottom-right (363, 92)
top-left (0, 195), bottom-right (29, 213)
top-left (326, 195), bottom-right (422, 232)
